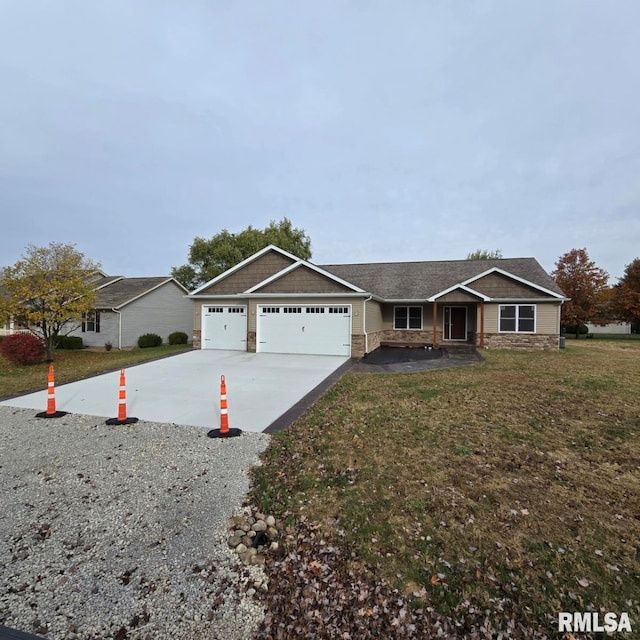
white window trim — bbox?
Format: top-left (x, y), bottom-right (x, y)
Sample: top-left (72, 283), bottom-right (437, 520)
top-left (393, 305), bottom-right (423, 330)
top-left (82, 310), bottom-right (100, 333)
top-left (498, 304), bottom-right (537, 333)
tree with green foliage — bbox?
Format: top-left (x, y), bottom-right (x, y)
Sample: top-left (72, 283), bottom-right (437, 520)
top-left (172, 218), bottom-right (312, 290)
top-left (466, 249), bottom-right (503, 260)
top-left (551, 248), bottom-right (609, 337)
top-left (612, 258), bottom-right (640, 328)
top-left (0, 242), bottom-right (100, 361)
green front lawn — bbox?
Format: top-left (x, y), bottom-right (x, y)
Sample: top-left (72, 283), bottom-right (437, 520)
top-left (250, 341), bottom-right (640, 633)
top-left (0, 345), bottom-right (192, 399)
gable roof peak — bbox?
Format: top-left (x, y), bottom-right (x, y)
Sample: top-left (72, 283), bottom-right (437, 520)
top-left (189, 245), bottom-right (305, 295)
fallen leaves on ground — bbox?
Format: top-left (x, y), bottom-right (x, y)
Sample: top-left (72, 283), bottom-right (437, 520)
top-left (251, 516), bottom-right (563, 640)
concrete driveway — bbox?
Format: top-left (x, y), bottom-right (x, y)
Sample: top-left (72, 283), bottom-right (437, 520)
top-left (0, 350), bottom-right (350, 433)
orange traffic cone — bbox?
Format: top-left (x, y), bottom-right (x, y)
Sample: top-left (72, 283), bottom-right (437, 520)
top-left (106, 369), bottom-right (138, 425)
top-left (207, 375), bottom-right (241, 438)
top-left (36, 364), bottom-right (67, 418)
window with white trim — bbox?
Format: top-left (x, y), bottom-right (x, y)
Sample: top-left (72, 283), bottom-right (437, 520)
top-left (394, 306), bottom-right (422, 330)
top-left (306, 307), bottom-right (325, 314)
top-left (283, 307), bottom-right (302, 314)
top-left (227, 307), bottom-right (245, 313)
top-left (262, 307), bottom-right (280, 314)
top-left (499, 305), bottom-right (536, 333)
top-left (82, 310), bottom-right (100, 333)
top-left (329, 306), bottom-right (349, 314)
top-left (207, 307), bottom-right (223, 313)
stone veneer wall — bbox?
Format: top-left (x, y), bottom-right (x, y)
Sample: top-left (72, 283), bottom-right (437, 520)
top-left (193, 329), bottom-right (201, 349)
top-left (380, 329), bottom-right (441, 345)
top-left (365, 330), bottom-right (383, 354)
top-left (351, 335), bottom-right (366, 359)
top-left (482, 333), bottom-right (559, 350)
top-left (247, 331), bottom-right (256, 352)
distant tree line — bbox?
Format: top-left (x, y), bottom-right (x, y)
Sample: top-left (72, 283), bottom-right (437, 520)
top-left (552, 248), bottom-right (640, 337)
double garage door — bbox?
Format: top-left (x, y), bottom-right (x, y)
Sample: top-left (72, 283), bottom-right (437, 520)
top-left (201, 304), bottom-right (351, 356)
top-left (258, 305), bottom-right (351, 357)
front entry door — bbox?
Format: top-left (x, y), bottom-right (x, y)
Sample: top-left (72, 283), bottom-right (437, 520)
top-left (444, 306), bottom-right (467, 341)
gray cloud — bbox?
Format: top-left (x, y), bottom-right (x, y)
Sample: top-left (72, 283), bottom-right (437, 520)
top-left (0, 0), bottom-right (638, 280)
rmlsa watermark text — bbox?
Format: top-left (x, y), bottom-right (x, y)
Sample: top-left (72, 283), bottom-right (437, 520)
top-left (558, 611), bottom-right (632, 633)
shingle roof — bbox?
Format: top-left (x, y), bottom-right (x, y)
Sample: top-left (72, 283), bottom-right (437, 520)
top-left (94, 275), bottom-right (124, 289)
top-left (320, 258), bottom-right (565, 300)
top-left (95, 277), bottom-right (174, 308)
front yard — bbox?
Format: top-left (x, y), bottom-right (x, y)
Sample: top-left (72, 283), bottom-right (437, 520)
top-left (0, 344), bottom-right (192, 399)
top-left (250, 341), bottom-right (639, 636)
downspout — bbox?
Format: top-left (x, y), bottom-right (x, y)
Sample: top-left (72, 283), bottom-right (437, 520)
top-left (112, 308), bottom-right (122, 350)
top-left (363, 295), bottom-right (372, 355)
top-left (432, 300), bottom-right (438, 347)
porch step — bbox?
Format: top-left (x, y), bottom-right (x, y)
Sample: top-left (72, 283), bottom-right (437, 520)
top-left (380, 341), bottom-right (434, 349)
top-left (442, 344), bottom-right (477, 353)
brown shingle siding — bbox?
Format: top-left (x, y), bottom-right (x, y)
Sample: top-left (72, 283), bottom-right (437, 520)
top-left (198, 252), bottom-right (295, 295)
top-left (256, 266), bottom-right (355, 293)
top-left (471, 272), bottom-right (544, 298)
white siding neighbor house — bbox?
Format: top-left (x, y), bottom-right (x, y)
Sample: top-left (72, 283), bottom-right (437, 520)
top-left (67, 275), bottom-right (192, 348)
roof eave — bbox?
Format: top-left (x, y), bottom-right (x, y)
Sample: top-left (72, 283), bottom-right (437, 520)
top-left (189, 292), bottom-right (371, 299)
top-left (98, 277), bottom-right (176, 309)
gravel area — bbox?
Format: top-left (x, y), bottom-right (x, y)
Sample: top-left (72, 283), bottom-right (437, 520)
top-left (0, 406), bottom-right (270, 640)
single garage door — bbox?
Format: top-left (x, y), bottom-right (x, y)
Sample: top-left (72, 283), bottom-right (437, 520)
top-left (202, 305), bottom-right (247, 350)
top-left (257, 305), bottom-right (351, 356)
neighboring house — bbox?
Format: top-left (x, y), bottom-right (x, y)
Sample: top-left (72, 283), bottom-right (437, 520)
top-left (585, 322), bottom-right (632, 335)
top-left (0, 320), bottom-right (29, 337)
top-left (67, 275), bottom-right (192, 348)
top-left (188, 245), bottom-right (567, 357)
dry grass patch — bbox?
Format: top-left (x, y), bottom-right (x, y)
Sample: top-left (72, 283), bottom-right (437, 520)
top-left (251, 342), bottom-right (640, 630)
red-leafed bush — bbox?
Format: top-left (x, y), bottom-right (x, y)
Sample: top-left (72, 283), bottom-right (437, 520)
top-left (0, 333), bottom-right (46, 365)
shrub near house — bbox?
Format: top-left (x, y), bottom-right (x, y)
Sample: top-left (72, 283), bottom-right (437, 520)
top-left (168, 331), bottom-right (188, 345)
top-left (138, 333), bottom-right (163, 348)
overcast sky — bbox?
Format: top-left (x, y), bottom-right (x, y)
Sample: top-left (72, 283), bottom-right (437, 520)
top-left (1, 1), bottom-right (638, 283)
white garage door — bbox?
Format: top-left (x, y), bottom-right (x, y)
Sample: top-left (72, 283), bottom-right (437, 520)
top-left (257, 305), bottom-right (351, 356)
top-left (202, 306), bottom-right (247, 350)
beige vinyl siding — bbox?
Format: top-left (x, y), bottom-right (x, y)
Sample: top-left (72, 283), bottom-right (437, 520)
top-left (364, 300), bottom-right (383, 332)
top-left (537, 303), bottom-right (562, 334)
top-left (484, 302), bottom-right (560, 335)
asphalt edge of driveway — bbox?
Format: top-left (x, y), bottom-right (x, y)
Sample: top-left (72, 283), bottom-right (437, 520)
top-left (0, 624), bottom-right (46, 640)
top-left (262, 358), bottom-right (357, 434)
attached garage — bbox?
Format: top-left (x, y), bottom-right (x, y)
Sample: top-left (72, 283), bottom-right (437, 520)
top-left (201, 305), bottom-right (247, 350)
top-left (257, 304), bottom-right (352, 356)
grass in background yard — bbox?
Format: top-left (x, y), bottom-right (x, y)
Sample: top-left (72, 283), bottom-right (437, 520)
top-left (0, 344), bottom-right (192, 398)
top-left (250, 341), bottom-right (640, 630)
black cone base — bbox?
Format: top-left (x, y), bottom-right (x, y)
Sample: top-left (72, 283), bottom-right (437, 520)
top-left (106, 417), bottom-right (139, 425)
top-left (36, 411), bottom-right (67, 419)
top-left (207, 427), bottom-right (242, 438)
